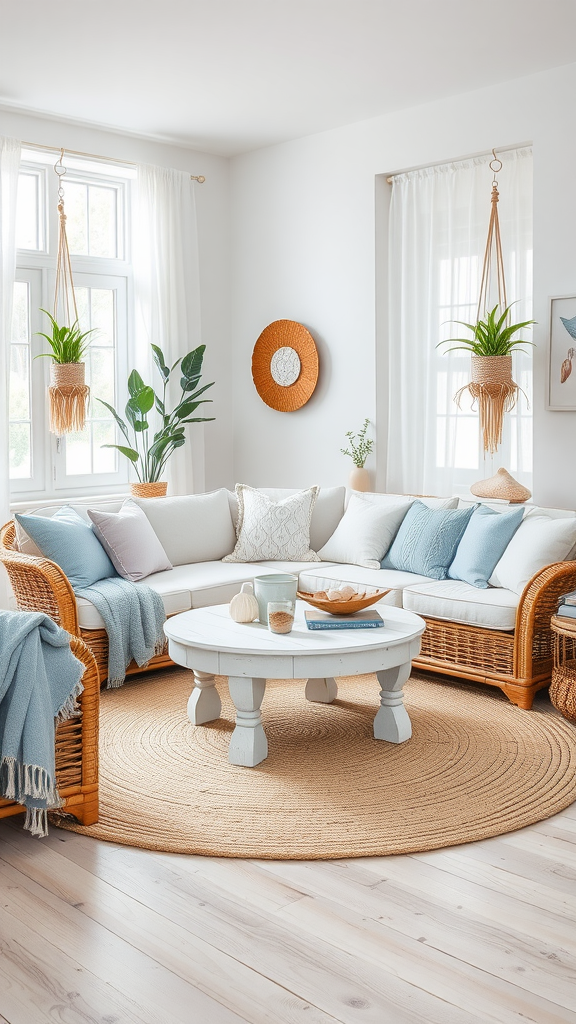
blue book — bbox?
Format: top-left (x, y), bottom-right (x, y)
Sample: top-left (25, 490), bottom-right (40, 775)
top-left (557, 604), bottom-right (576, 619)
top-left (305, 610), bottom-right (384, 630)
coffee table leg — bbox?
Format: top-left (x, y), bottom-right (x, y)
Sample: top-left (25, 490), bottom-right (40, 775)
top-left (227, 676), bottom-right (268, 767)
top-left (374, 663), bottom-right (412, 743)
top-left (187, 670), bottom-right (222, 725)
top-left (305, 677), bottom-right (338, 703)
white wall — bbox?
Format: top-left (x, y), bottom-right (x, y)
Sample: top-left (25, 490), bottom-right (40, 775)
top-left (230, 63), bottom-right (576, 508)
top-left (0, 108), bottom-right (233, 493)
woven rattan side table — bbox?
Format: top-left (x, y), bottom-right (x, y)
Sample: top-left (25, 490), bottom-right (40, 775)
top-left (550, 615), bottom-right (576, 722)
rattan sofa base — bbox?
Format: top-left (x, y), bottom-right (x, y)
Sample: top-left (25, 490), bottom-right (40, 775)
top-left (2, 520), bottom-right (576, 712)
top-left (0, 634), bottom-right (99, 826)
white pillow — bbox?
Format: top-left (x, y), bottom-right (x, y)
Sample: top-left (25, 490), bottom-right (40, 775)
top-left (133, 489), bottom-right (236, 566)
top-left (489, 515), bottom-right (576, 594)
top-left (317, 493), bottom-right (412, 568)
top-left (227, 486), bottom-right (346, 551)
top-left (87, 500), bottom-right (172, 582)
top-left (223, 484), bottom-right (320, 562)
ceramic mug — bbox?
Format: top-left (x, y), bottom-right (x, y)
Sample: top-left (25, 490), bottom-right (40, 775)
top-left (253, 573), bottom-right (298, 624)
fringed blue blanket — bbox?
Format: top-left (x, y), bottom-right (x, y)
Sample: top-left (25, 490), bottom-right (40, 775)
top-left (0, 610), bottom-right (84, 837)
top-left (74, 577), bottom-right (166, 688)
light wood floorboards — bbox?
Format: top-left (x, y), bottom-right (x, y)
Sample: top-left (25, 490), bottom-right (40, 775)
top-left (0, 803), bottom-right (575, 1023)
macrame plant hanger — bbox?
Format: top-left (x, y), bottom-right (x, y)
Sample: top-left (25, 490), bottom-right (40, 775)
top-left (457, 150), bottom-right (520, 455)
top-left (47, 149), bottom-right (90, 435)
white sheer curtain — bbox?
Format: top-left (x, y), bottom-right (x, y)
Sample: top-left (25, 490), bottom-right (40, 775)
top-left (133, 164), bottom-right (203, 495)
top-left (386, 147), bottom-right (533, 497)
top-left (0, 136), bottom-right (21, 608)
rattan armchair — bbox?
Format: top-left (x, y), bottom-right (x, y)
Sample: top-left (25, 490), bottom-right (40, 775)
top-left (0, 521), bottom-right (172, 686)
top-left (0, 633), bottom-right (99, 826)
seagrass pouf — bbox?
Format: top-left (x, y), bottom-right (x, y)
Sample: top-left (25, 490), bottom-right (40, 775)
top-left (550, 615), bottom-right (576, 722)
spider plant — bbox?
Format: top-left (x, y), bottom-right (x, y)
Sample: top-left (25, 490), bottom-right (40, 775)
top-left (438, 303), bottom-right (536, 356)
top-left (35, 309), bottom-right (96, 363)
top-left (97, 343), bottom-right (215, 483)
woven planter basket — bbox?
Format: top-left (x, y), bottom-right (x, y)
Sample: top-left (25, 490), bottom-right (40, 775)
top-left (130, 481), bottom-right (168, 498)
top-left (550, 664), bottom-right (576, 722)
top-left (48, 361), bottom-right (90, 435)
top-left (457, 355), bottom-right (519, 455)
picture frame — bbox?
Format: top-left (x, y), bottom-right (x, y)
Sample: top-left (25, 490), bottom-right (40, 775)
top-left (548, 295), bottom-right (576, 411)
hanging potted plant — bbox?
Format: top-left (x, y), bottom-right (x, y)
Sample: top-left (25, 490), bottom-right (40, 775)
top-left (439, 302), bottom-right (535, 453)
top-left (341, 418), bottom-right (374, 491)
top-left (36, 310), bottom-right (94, 436)
top-left (97, 342), bottom-right (215, 497)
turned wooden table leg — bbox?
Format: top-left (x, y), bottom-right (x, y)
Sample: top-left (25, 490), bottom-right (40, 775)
top-left (227, 676), bottom-right (268, 767)
top-left (187, 670), bottom-right (222, 725)
top-left (373, 662), bottom-right (412, 743)
top-left (305, 677), bottom-right (338, 703)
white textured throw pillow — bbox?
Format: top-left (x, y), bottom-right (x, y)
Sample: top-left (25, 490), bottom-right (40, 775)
top-left (223, 484), bottom-right (321, 562)
top-left (87, 500), bottom-right (172, 581)
top-left (318, 493), bottom-right (412, 568)
top-left (133, 489), bottom-right (236, 566)
top-left (489, 515), bottom-right (576, 594)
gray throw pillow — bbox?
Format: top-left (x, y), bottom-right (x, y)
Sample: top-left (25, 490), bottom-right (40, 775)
top-left (87, 499), bottom-right (172, 582)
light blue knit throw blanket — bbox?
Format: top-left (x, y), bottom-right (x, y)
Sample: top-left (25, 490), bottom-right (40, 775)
top-left (74, 577), bottom-right (166, 688)
top-left (0, 610), bottom-right (84, 837)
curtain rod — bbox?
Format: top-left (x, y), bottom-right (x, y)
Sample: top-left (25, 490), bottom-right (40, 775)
top-left (21, 140), bottom-right (205, 182)
top-left (385, 143), bottom-right (532, 185)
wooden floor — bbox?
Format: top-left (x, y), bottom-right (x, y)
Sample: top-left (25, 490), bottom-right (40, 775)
top-left (0, 798), bottom-right (575, 1024)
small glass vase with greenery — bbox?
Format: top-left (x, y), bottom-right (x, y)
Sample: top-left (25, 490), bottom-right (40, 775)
top-left (97, 343), bottom-right (214, 488)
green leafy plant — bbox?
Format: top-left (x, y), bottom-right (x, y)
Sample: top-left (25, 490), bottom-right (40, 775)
top-left (36, 309), bottom-right (96, 363)
top-left (97, 343), bottom-right (215, 483)
top-left (341, 418), bottom-right (373, 469)
top-left (438, 303), bottom-right (536, 356)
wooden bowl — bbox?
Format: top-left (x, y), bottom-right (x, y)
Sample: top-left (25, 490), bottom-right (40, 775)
top-left (297, 589), bottom-right (390, 616)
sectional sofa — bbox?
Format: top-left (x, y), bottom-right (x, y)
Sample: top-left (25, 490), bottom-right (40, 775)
top-left (3, 485), bottom-right (576, 710)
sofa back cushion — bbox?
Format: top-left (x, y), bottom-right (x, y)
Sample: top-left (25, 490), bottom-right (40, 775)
top-left (317, 493), bottom-right (412, 569)
top-left (381, 501), bottom-right (476, 580)
top-left (88, 500), bottom-right (173, 581)
top-left (350, 491), bottom-right (458, 511)
top-left (489, 515), bottom-right (576, 594)
top-left (448, 505), bottom-right (525, 589)
top-left (227, 486), bottom-right (346, 552)
top-left (133, 489), bottom-right (236, 566)
top-left (15, 506), bottom-right (117, 590)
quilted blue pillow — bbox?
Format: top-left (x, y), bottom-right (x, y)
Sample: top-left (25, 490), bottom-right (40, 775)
top-left (381, 500), bottom-right (476, 580)
top-left (15, 506), bottom-right (117, 590)
top-left (448, 504), bottom-right (525, 589)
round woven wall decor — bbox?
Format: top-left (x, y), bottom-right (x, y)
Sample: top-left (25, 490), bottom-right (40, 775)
top-left (252, 320), bottom-right (319, 411)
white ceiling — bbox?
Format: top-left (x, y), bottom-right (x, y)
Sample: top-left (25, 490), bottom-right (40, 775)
top-left (1, 0), bottom-right (575, 156)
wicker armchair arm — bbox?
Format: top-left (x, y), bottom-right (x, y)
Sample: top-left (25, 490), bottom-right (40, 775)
top-left (0, 520), bottom-right (80, 636)
top-left (514, 560), bottom-right (576, 679)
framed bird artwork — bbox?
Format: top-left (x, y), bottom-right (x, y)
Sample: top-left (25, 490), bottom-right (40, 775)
top-left (548, 295), bottom-right (576, 410)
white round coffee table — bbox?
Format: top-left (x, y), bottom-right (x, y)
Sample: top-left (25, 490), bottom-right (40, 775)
top-left (164, 602), bottom-right (425, 767)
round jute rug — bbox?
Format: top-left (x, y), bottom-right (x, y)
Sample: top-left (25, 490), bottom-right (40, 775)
top-left (58, 667), bottom-right (576, 859)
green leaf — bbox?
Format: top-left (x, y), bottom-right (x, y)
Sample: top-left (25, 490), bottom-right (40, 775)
top-left (95, 398), bottom-right (130, 441)
top-left (151, 344), bottom-right (170, 382)
top-left (180, 345), bottom-right (205, 381)
top-left (133, 420), bottom-right (148, 432)
top-left (129, 385), bottom-right (155, 415)
top-left (154, 394), bottom-right (165, 416)
top-left (180, 416), bottom-right (216, 423)
top-left (102, 444), bottom-right (139, 462)
top-left (127, 369), bottom-right (146, 397)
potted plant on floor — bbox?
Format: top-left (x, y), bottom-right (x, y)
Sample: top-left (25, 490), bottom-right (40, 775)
top-left (341, 418), bottom-right (374, 491)
top-left (36, 309), bottom-right (95, 436)
top-left (438, 302), bottom-right (535, 454)
top-left (97, 343), bottom-right (215, 496)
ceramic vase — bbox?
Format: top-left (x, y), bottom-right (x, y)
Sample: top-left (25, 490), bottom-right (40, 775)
top-left (349, 467), bottom-right (371, 492)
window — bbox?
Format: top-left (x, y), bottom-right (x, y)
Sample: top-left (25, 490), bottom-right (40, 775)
top-left (386, 147), bottom-right (533, 497)
top-left (10, 150), bottom-right (136, 499)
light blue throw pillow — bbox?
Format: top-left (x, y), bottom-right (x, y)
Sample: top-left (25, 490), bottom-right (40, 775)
top-left (448, 504), bottom-right (525, 589)
top-left (15, 506), bottom-right (117, 590)
top-left (381, 500), bottom-right (476, 580)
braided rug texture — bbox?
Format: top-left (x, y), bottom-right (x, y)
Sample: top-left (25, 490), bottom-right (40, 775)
top-left (58, 667), bottom-right (576, 858)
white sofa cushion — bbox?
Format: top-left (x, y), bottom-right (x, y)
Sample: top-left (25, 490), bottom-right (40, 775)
top-left (133, 489), bottom-right (236, 566)
top-left (317, 493), bottom-right (412, 568)
top-left (87, 499), bottom-right (172, 581)
top-left (349, 491), bottom-right (458, 511)
top-left (299, 565), bottom-right (435, 609)
top-left (489, 514), bottom-right (576, 594)
top-left (224, 484), bottom-right (320, 562)
top-left (402, 579), bottom-right (519, 631)
top-left (228, 486), bottom-right (346, 551)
